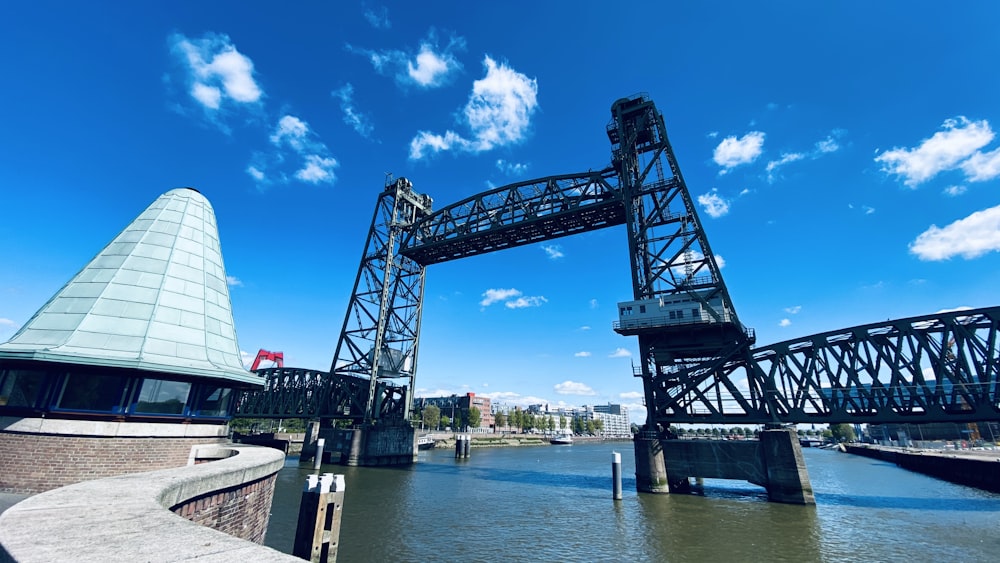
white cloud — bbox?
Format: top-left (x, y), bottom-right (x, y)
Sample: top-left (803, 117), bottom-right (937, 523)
top-left (876, 117), bottom-right (994, 187)
top-left (609, 348), bottom-right (631, 358)
top-left (271, 115), bottom-right (310, 149)
top-left (348, 31), bottom-right (464, 89)
top-left (296, 155), bottom-right (338, 184)
top-left (332, 84), bottom-right (375, 139)
top-left (480, 288), bottom-right (521, 307)
top-left (784, 306), bottom-right (801, 314)
top-left (246, 165), bottom-right (265, 182)
top-left (364, 6), bottom-right (390, 29)
top-left (697, 189), bottom-right (730, 218)
top-left (863, 206), bottom-right (875, 215)
top-left (589, 299), bottom-right (598, 309)
top-left (410, 56), bottom-right (538, 160)
top-left (170, 33), bottom-right (262, 111)
top-left (910, 204), bottom-right (1000, 260)
top-left (191, 83), bottom-right (222, 109)
top-left (554, 380), bottom-right (597, 396)
top-left (496, 159), bottom-right (529, 176)
top-left (765, 152), bottom-right (804, 182)
top-left (505, 296), bottom-right (547, 309)
top-left (779, 318), bottom-right (792, 327)
top-left (619, 391), bottom-right (643, 400)
top-left (961, 145), bottom-right (1000, 182)
top-left (713, 131), bottom-right (765, 170)
top-left (765, 131), bottom-right (844, 182)
top-left (579, 325), bottom-right (591, 331)
top-left (816, 136), bottom-right (840, 153)
top-left (944, 185), bottom-right (967, 197)
top-left (263, 115), bottom-right (338, 186)
top-left (226, 275), bottom-right (243, 287)
top-left (408, 45), bottom-right (453, 87)
top-left (574, 351), bottom-right (591, 357)
top-left (541, 244), bottom-right (563, 259)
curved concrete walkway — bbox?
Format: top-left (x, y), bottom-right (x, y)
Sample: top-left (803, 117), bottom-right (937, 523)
top-left (0, 446), bottom-right (298, 562)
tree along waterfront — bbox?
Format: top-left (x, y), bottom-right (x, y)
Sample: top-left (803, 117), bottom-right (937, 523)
top-left (264, 443), bottom-right (1000, 561)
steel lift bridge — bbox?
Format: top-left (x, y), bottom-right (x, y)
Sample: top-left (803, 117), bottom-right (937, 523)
top-left (238, 94), bottom-right (1000, 493)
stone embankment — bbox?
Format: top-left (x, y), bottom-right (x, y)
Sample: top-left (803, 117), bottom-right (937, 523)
top-left (845, 444), bottom-right (1000, 493)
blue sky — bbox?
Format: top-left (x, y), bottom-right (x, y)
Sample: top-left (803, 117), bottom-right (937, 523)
top-left (3, 2), bottom-right (1000, 423)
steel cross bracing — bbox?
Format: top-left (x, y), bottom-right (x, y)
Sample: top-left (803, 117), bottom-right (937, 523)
top-left (234, 367), bottom-right (406, 419)
top-left (651, 307), bottom-right (1000, 424)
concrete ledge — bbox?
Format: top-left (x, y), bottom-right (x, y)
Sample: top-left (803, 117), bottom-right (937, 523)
top-left (0, 445), bottom-right (299, 562)
top-left (1, 417), bottom-right (228, 438)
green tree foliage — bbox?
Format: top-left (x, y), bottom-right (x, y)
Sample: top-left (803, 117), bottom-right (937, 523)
top-left (547, 415), bottom-right (555, 432)
top-left (829, 423), bottom-right (856, 442)
top-left (559, 416), bottom-right (567, 430)
top-left (572, 416), bottom-right (585, 434)
top-left (441, 415), bottom-right (451, 430)
top-left (593, 419), bottom-right (604, 434)
top-left (494, 411), bottom-right (506, 429)
top-left (468, 406), bottom-right (481, 428)
top-left (586, 420), bottom-right (596, 435)
top-left (422, 405), bottom-right (441, 430)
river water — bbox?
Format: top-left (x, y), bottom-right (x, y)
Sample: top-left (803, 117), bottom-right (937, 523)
top-left (264, 442), bottom-right (1000, 562)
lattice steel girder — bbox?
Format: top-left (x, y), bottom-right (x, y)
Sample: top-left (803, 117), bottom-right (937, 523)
top-left (329, 177), bottom-right (431, 422)
top-left (650, 306), bottom-right (1000, 424)
top-left (234, 367), bottom-right (406, 420)
top-left (399, 170), bottom-right (622, 265)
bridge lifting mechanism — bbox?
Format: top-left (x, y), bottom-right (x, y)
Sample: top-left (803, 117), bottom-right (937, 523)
top-left (236, 94), bottom-right (1000, 437)
top-left (249, 349), bottom-right (284, 371)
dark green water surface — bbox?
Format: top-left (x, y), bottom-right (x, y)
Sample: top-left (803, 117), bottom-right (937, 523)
top-left (265, 443), bottom-right (1000, 562)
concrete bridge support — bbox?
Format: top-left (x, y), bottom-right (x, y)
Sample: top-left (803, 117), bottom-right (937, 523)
top-left (633, 430), bottom-right (669, 493)
top-left (317, 423), bottom-right (417, 467)
top-left (635, 428), bottom-right (814, 504)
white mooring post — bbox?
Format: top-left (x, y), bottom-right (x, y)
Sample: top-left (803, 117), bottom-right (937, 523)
top-left (314, 438), bottom-right (325, 471)
top-left (293, 473), bottom-right (346, 563)
top-left (612, 451), bottom-right (623, 500)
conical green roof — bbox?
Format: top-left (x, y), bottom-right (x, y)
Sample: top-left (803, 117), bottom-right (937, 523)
top-left (0, 188), bottom-right (260, 386)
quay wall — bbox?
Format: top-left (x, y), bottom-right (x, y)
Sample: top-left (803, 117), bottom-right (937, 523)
top-left (0, 445), bottom-right (298, 562)
top-left (846, 444), bottom-right (1000, 493)
top-left (0, 417), bottom-right (227, 494)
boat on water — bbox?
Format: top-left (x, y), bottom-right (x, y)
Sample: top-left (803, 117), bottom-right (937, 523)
top-left (550, 433), bottom-right (574, 445)
top-left (417, 435), bottom-right (436, 450)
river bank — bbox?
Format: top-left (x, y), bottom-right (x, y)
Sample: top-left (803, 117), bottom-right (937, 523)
top-left (845, 443), bottom-right (1000, 493)
top-left (422, 432), bottom-right (632, 449)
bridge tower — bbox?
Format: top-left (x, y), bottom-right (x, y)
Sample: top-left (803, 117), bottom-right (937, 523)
top-left (607, 94), bottom-right (764, 493)
top-left (330, 176), bottom-right (433, 424)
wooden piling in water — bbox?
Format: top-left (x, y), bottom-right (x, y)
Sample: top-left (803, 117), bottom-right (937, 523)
top-left (293, 472), bottom-right (346, 563)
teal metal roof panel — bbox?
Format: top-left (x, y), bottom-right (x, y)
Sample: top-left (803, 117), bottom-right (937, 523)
top-left (0, 188), bottom-right (261, 386)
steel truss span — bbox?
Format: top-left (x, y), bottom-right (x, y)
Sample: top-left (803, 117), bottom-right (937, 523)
top-left (652, 306), bottom-right (1000, 425)
top-left (235, 367), bottom-right (405, 419)
top-left (236, 93), bottom-right (999, 431)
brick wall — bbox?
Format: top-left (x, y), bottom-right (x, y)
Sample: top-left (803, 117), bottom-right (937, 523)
top-left (0, 431), bottom-right (226, 494)
top-left (170, 473), bottom-right (277, 544)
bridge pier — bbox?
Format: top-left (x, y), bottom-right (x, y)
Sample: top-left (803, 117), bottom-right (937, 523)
top-left (633, 430), bottom-right (669, 493)
top-left (638, 428), bottom-right (814, 504)
top-left (316, 422), bottom-right (417, 467)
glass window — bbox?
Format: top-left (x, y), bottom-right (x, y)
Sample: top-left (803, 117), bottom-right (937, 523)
top-left (56, 373), bottom-right (130, 412)
top-left (0, 368), bottom-right (49, 408)
top-left (639, 305), bottom-right (646, 314)
top-left (192, 385), bottom-right (234, 418)
top-left (133, 379), bottom-right (191, 415)
top-left (669, 311), bottom-right (676, 319)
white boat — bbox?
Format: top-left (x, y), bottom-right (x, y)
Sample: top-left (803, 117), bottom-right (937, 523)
top-left (550, 433), bottom-right (573, 445)
top-left (417, 435), bottom-right (436, 450)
